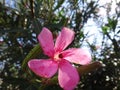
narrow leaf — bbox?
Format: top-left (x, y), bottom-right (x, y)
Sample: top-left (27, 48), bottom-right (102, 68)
top-left (22, 44), bottom-right (42, 70)
top-left (77, 61), bottom-right (102, 75)
top-left (53, 0), bottom-right (64, 11)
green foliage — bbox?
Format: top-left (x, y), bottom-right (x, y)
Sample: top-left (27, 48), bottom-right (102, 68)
top-left (102, 26), bottom-right (110, 34)
top-left (108, 17), bottom-right (118, 31)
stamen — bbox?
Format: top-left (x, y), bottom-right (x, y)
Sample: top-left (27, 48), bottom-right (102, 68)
top-left (59, 54), bottom-right (63, 58)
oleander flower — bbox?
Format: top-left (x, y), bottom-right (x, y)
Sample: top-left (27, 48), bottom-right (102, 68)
top-left (28, 27), bottom-right (91, 90)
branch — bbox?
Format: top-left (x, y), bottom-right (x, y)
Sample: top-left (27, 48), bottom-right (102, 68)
top-left (30, 0), bottom-right (34, 18)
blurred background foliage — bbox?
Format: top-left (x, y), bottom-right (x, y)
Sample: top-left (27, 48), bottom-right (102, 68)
top-left (0, 0), bottom-right (120, 90)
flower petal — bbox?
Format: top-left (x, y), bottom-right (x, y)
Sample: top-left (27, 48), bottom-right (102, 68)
top-left (55, 27), bottom-right (75, 52)
top-left (38, 27), bottom-right (54, 57)
top-left (28, 59), bottom-right (58, 78)
top-left (58, 60), bottom-right (79, 90)
top-left (62, 48), bottom-right (91, 65)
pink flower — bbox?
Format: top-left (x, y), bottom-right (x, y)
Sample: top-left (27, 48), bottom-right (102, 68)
top-left (28, 27), bottom-right (91, 90)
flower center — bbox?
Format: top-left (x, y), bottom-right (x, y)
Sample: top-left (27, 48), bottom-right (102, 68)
top-left (59, 54), bottom-right (63, 58)
top-left (54, 52), bottom-right (63, 61)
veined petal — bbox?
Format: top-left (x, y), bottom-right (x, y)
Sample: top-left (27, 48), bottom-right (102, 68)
top-left (62, 48), bottom-right (91, 65)
top-left (28, 59), bottom-right (58, 78)
top-left (55, 27), bottom-right (75, 52)
top-left (38, 27), bottom-right (54, 57)
top-left (58, 60), bottom-right (79, 90)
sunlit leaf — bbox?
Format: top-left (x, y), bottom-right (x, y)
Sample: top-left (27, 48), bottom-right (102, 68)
top-left (102, 26), bottom-right (110, 34)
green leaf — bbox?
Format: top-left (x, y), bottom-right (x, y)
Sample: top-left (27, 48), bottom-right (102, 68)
top-left (34, 0), bottom-right (43, 17)
top-left (22, 44), bottom-right (42, 70)
top-left (53, 0), bottom-right (64, 11)
top-left (32, 19), bottom-right (42, 35)
top-left (102, 26), bottom-right (110, 34)
top-left (108, 17), bottom-right (118, 31)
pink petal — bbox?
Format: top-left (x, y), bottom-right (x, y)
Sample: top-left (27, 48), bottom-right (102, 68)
top-left (55, 27), bottom-right (75, 52)
top-left (28, 59), bottom-right (58, 78)
top-left (58, 60), bottom-right (79, 90)
top-left (62, 48), bottom-right (91, 65)
top-left (38, 27), bottom-right (54, 57)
